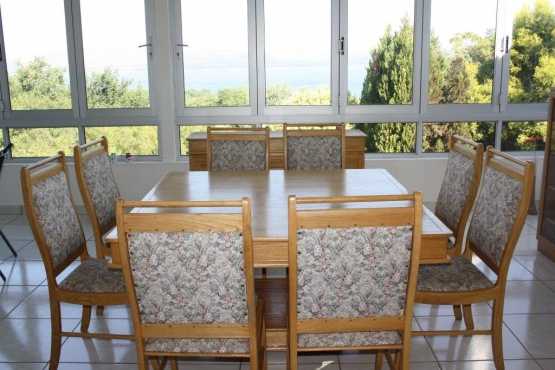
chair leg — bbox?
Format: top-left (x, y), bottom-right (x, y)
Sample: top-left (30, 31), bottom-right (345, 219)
top-left (170, 358), bottom-right (178, 370)
top-left (49, 300), bottom-right (62, 370)
top-left (463, 304), bottom-right (474, 331)
top-left (0, 230), bottom-right (17, 257)
top-left (492, 299), bottom-right (505, 370)
top-left (81, 305), bottom-right (92, 334)
top-left (374, 351), bottom-right (384, 370)
top-left (0, 269), bottom-right (6, 282)
top-left (453, 305), bottom-right (462, 320)
top-left (96, 305), bottom-right (105, 316)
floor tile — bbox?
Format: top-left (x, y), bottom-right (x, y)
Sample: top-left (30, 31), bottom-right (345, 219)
top-left (537, 359), bottom-right (555, 370)
top-left (57, 365), bottom-right (137, 370)
top-left (13, 242), bottom-right (43, 261)
top-left (417, 316), bottom-right (530, 361)
top-left (0, 318), bottom-right (80, 362)
top-left (504, 314), bottom-right (555, 358)
top-left (515, 255), bottom-right (555, 281)
top-left (60, 319), bottom-right (135, 364)
top-left (0, 214), bottom-right (17, 225)
top-left (0, 364), bottom-right (46, 370)
top-left (0, 224), bottom-right (35, 241)
top-left (526, 215), bottom-right (539, 229)
top-left (0, 261), bottom-right (46, 285)
top-left (514, 233), bottom-right (540, 256)
top-left (474, 258), bottom-right (535, 281)
top-left (438, 359), bottom-right (542, 369)
top-left (8, 286), bottom-right (84, 319)
top-left (543, 280), bottom-right (555, 293)
top-left (179, 361), bottom-right (241, 370)
top-left (0, 285), bottom-right (38, 319)
top-left (413, 303), bottom-right (491, 318)
top-left (502, 281), bottom-right (555, 314)
top-left (0, 240), bottom-right (31, 261)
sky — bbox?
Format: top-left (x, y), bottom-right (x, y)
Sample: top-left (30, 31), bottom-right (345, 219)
top-left (0, 0), bottom-right (551, 98)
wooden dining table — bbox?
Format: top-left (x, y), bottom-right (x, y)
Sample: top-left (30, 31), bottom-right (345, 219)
top-left (103, 168), bottom-right (452, 350)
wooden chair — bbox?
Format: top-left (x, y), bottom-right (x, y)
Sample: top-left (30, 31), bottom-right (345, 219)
top-left (288, 193), bottom-right (423, 370)
top-left (116, 198), bottom-right (267, 370)
top-left (20, 152), bottom-right (131, 370)
top-left (74, 137), bottom-right (120, 261)
top-left (284, 123), bottom-right (346, 170)
top-left (415, 147), bottom-right (535, 370)
top-left (207, 127), bottom-right (270, 171)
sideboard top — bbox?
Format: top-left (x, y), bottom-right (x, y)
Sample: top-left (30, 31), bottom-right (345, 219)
top-left (187, 128), bottom-right (367, 140)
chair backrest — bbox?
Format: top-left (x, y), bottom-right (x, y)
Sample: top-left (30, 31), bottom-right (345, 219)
top-left (74, 137), bottom-right (120, 255)
top-left (435, 135), bottom-right (484, 253)
top-left (207, 127), bottom-right (270, 171)
top-left (117, 198), bottom-right (259, 358)
top-left (288, 193), bottom-right (422, 352)
top-left (20, 152), bottom-right (87, 283)
top-left (284, 124), bottom-right (346, 170)
top-left (467, 147), bottom-right (534, 279)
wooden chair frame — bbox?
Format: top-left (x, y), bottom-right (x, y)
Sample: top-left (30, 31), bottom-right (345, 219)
top-left (415, 147), bottom-right (535, 370)
top-left (283, 123), bottom-right (347, 170)
top-left (206, 127), bottom-right (270, 171)
top-left (20, 152), bottom-right (131, 370)
top-left (74, 136), bottom-right (115, 260)
top-left (117, 198), bottom-right (266, 370)
top-left (288, 193), bottom-right (423, 370)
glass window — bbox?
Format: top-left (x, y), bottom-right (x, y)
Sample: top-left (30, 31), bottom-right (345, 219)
top-left (353, 123), bottom-right (416, 153)
top-left (502, 121), bottom-right (546, 151)
top-left (423, 122), bottom-right (496, 153)
top-left (85, 126), bottom-right (158, 156)
top-left (180, 0), bottom-right (249, 108)
top-left (264, 0), bottom-right (331, 106)
top-left (508, 0), bottom-right (555, 104)
top-left (8, 127), bottom-right (79, 158)
top-left (428, 0), bottom-right (497, 104)
top-left (348, 0), bottom-right (414, 105)
top-left (1, 0), bottom-right (71, 110)
top-left (80, 0), bottom-right (150, 109)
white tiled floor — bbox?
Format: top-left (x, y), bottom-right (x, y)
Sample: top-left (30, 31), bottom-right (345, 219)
top-left (2, 214), bottom-right (555, 370)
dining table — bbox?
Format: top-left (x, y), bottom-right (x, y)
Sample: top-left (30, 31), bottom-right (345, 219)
top-left (103, 168), bottom-right (452, 350)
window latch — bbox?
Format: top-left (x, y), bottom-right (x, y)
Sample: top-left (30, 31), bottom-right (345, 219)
top-left (176, 43), bottom-right (189, 57)
top-left (138, 42), bottom-right (153, 56)
top-left (339, 37), bottom-right (345, 55)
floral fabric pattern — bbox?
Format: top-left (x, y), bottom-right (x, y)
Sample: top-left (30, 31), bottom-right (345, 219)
top-left (127, 231), bottom-right (248, 325)
top-left (83, 152), bottom-right (120, 233)
top-left (468, 166), bottom-right (523, 267)
top-left (296, 226), bottom-right (413, 320)
top-left (435, 151), bottom-right (476, 232)
top-left (210, 140), bottom-right (266, 171)
top-left (59, 258), bottom-right (126, 293)
top-left (145, 338), bottom-right (250, 354)
top-left (417, 256), bottom-right (493, 292)
top-left (298, 331), bottom-right (401, 349)
top-left (32, 172), bottom-right (84, 270)
top-left (287, 136), bottom-right (342, 170)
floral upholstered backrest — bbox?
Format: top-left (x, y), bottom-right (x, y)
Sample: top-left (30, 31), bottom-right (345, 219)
top-left (210, 140), bottom-right (267, 171)
top-left (32, 172), bottom-right (85, 270)
top-left (127, 231), bottom-right (249, 325)
top-left (287, 136), bottom-right (342, 170)
top-left (468, 166), bottom-right (524, 268)
top-left (83, 152), bottom-right (120, 233)
top-left (435, 150), bottom-right (475, 232)
top-left (296, 226), bottom-right (413, 320)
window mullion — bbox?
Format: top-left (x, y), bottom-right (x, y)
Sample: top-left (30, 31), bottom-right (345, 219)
top-left (69, 0), bottom-right (87, 121)
top-left (0, 8), bottom-right (10, 120)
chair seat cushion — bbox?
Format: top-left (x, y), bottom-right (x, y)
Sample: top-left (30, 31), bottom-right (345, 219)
top-left (145, 338), bottom-right (250, 354)
top-left (298, 331), bottom-right (401, 349)
top-left (59, 258), bottom-right (125, 294)
top-left (417, 256), bottom-right (494, 293)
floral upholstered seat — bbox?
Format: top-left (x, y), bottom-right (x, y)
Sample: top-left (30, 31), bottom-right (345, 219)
top-left (145, 338), bottom-right (250, 354)
top-left (210, 140), bottom-right (267, 171)
top-left (298, 331), bottom-right (401, 349)
top-left (417, 256), bottom-right (493, 293)
top-left (287, 136), bottom-right (342, 170)
top-left (59, 258), bottom-right (125, 294)
top-left (83, 151), bottom-right (120, 234)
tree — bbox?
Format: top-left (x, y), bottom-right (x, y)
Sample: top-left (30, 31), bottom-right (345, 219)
top-left (87, 68), bottom-right (149, 108)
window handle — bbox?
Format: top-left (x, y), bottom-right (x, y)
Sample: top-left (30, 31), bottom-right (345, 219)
top-left (176, 43), bottom-right (189, 57)
top-left (138, 42), bottom-right (152, 56)
top-left (339, 37), bottom-right (345, 55)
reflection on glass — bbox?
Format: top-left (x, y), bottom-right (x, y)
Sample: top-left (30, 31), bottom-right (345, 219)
top-left (423, 122), bottom-right (495, 153)
top-left (508, 0), bottom-right (555, 104)
top-left (85, 126), bottom-right (158, 156)
top-left (81, 0), bottom-right (150, 108)
top-left (348, 0), bottom-right (414, 105)
top-left (265, 0), bottom-right (331, 106)
top-left (1, 0), bottom-right (71, 110)
top-left (501, 121), bottom-right (547, 151)
top-left (9, 128), bottom-right (79, 158)
top-left (181, 0), bottom-right (249, 107)
top-left (428, 0), bottom-right (497, 104)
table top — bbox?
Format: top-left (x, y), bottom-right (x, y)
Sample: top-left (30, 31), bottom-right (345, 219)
top-left (105, 169), bottom-right (451, 242)
top-left (187, 128), bottom-right (367, 140)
